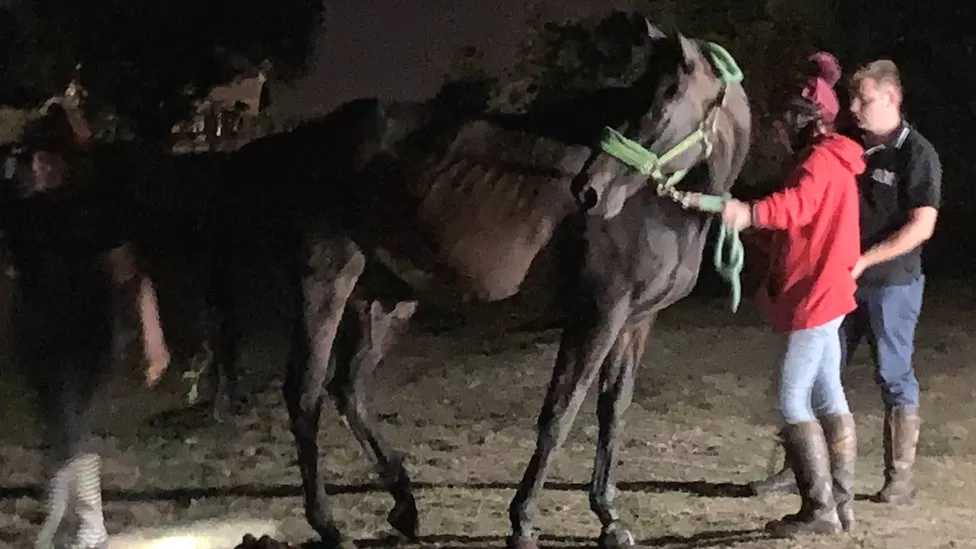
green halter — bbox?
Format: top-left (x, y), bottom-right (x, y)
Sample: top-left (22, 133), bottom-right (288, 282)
top-left (598, 41), bottom-right (745, 313)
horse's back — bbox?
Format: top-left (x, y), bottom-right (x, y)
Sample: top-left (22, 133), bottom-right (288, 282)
top-left (357, 114), bottom-right (589, 302)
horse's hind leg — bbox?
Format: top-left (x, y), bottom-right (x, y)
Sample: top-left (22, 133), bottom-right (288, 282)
top-left (589, 316), bottom-right (653, 549)
top-left (509, 298), bottom-right (630, 549)
top-left (203, 212), bottom-right (244, 421)
top-left (204, 292), bottom-right (239, 421)
top-left (283, 235), bottom-right (365, 546)
top-left (328, 298), bottom-right (420, 539)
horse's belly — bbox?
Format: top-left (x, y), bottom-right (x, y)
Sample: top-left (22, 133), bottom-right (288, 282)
top-left (407, 160), bottom-right (570, 302)
top-left (372, 214), bottom-right (557, 303)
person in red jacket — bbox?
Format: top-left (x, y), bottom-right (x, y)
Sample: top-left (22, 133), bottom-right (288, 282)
top-left (722, 69), bottom-right (865, 538)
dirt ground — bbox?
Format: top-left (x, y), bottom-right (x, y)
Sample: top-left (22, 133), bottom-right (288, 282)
top-left (2, 274), bottom-right (976, 549)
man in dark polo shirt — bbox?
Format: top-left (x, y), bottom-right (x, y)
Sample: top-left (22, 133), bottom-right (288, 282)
top-left (843, 59), bottom-right (940, 506)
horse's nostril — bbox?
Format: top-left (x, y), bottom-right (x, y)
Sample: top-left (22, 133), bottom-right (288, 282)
top-left (579, 187), bottom-right (598, 210)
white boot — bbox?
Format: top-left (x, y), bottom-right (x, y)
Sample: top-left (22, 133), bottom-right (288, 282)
top-left (69, 453), bottom-right (108, 549)
top-left (34, 461), bottom-right (75, 549)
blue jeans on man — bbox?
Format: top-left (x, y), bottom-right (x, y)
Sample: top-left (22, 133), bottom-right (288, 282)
top-left (839, 274), bottom-right (924, 505)
top-left (841, 275), bottom-right (924, 408)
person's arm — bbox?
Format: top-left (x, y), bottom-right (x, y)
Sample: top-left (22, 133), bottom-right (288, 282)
top-left (857, 146), bottom-right (941, 274)
top-left (105, 243), bottom-right (170, 386)
top-left (858, 207), bottom-right (937, 270)
top-left (750, 153), bottom-right (828, 231)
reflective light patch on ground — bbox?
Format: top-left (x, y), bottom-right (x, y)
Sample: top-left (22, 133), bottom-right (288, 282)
top-left (106, 519), bottom-right (279, 549)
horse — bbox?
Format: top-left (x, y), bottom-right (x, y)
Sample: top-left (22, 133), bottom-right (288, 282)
top-left (205, 19), bottom-right (752, 549)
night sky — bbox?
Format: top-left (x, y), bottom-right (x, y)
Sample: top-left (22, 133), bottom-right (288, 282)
top-left (271, 0), bottom-right (636, 118)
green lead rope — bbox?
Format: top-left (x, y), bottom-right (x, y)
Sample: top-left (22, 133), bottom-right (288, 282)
top-left (708, 205), bottom-right (744, 314)
top-left (672, 192), bottom-right (743, 314)
top-left (699, 42), bottom-right (745, 312)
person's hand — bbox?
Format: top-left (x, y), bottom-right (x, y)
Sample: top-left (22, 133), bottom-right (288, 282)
top-left (144, 340), bottom-right (170, 388)
top-left (851, 257), bottom-right (869, 280)
top-left (722, 199), bottom-right (753, 231)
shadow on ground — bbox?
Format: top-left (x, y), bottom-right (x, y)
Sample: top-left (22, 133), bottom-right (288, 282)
top-left (0, 478), bottom-right (755, 504)
top-left (322, 529), bottom-right (768, 549)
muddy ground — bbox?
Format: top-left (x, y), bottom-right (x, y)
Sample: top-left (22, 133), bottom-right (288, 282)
top-left (2, 273), bottom-right (976, 549)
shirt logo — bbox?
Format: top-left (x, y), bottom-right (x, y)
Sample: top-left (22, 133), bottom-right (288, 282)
top-left (871, 168), bottom-right (897, 186)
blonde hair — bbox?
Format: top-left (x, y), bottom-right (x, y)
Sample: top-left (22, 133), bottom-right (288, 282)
top-left (851, 59), bottom-right (902, 99)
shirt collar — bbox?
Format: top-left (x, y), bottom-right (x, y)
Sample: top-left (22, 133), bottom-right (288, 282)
top-left (861, 121), bottom-right (910, 155)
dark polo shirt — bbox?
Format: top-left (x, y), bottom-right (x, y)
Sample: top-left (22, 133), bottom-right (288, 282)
top-left (853, 121), bottom-right (942, 287)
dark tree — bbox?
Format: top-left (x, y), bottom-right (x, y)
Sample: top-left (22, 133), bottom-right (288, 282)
top-left (1, 0), bottom-right (326, 138)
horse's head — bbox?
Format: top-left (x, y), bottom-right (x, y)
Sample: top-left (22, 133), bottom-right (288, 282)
top-left (574, 20), bottom-right (750, 218)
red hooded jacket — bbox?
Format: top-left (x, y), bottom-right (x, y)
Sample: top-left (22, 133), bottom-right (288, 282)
top-left (751, 132), bottom-right (865, 333)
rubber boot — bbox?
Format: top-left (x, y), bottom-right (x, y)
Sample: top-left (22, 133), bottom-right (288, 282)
top-left (34, 462), bottom-right (75, 549)
top-left (873, 405), bottom-right (920, 505)
top-left (748, 429), bottom-right (798, 496)
top-left (821, 413), bottom-right (857, 531)
top-left (68, 453), bottom-right (109, 549)
top-left (765, 421), bottom-right (842, 538)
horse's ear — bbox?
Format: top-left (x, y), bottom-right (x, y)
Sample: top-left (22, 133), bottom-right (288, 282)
top-left (676, 33), bottom-right (699, 73)
top-left (644, 18), bottom-right (667, 40)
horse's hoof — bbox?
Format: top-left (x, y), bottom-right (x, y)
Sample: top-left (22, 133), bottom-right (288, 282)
top-left (387, 495), bottom-right (419, 540)
top-left (506, 534), bottom-right (539, 549)
top-left (599, 523), bottom-right (636, 549)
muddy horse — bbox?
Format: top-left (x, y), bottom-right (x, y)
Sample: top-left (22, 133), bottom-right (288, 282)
top-left (207, 21), bottom-right (751, 549)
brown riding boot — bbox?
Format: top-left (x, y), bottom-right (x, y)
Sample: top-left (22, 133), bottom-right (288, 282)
top-left (821, 413), bottom-right (857, 531)
top-left (765, 421), bottom-right (841, 538)
top-left (874, 405), bottom-right (920, 505)
top-left (749, 461), bottom-right (798, 496)
top-left (748, 429), bottom-right (798, 496)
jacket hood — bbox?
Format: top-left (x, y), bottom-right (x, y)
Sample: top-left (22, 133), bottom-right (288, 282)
top-left (815, 132), bottom-right (866, 176)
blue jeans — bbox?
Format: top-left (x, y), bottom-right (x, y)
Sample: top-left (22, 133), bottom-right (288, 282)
top-left (779, 315), bottom-right (851, 424)
top-left (841, 275), bottom-right (924, 407)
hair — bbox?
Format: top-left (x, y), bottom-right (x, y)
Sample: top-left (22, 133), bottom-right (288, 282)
top-left (785, 96), bottom-right (831, 152)
top-left (788, 96), bottom-right (833, 131)
top-left (851, 59), bottom-right (902, 97)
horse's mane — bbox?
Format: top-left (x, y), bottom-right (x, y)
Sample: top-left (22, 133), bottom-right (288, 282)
top-left (483, 85), bottom-right (650, 147)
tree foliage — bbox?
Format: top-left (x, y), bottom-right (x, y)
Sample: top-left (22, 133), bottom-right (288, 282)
top-left (441, 1), bottom-right (841, 185)
top-left (1, 0), bottom-right (325, 138)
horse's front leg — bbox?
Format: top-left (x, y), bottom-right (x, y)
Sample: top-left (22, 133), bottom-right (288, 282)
top-left (508, 297), bottom-right (630, 549)
top-left (590, 316), bottom-right (653, 549)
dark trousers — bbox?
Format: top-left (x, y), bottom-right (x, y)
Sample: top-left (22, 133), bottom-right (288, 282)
top-left (840, 275), bottom-right (924, 408)
top-left (13, 295), bottom-right (111, 463)
top-left (32, 355), bottom-right (106, 462)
